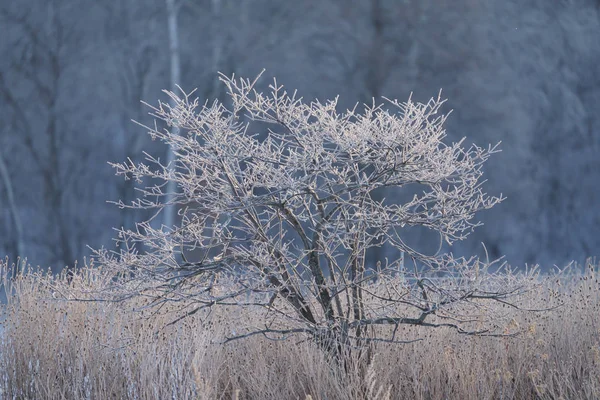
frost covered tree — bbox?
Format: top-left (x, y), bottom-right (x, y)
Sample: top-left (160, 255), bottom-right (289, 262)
top-left (95, 73), bottom-right (541, 361)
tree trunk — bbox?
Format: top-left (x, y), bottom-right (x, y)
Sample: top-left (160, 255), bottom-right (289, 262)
top-left (0, 151), bottom-right (25, 259)
top-left (163, 0), bottom-right (182, 229)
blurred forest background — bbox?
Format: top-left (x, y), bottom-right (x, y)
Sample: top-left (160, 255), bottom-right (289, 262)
top-left (0, 0), bottom-right (598, 273)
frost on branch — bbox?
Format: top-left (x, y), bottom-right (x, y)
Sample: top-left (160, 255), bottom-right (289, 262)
top-left (94, 73), bottom-right (543, 356)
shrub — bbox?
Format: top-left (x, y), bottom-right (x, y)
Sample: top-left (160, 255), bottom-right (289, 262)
top-left (94, 73), bottom-right (541, 364)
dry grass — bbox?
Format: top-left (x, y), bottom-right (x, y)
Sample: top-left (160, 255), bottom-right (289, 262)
top-left (0, 259), bottom-right (599, 400)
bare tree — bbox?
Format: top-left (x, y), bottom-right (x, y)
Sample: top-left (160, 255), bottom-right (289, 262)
top-left (0, 1), bottom-right (88, 270)
top-left (99, 0), bottom-right (163, 231)
top-left (162, 0), bottom-right (183, 230)
top-left (0, 148), bottom-right (24, 259)
top-left (306, 0), bottom-right (472, 264)
top-left (161, 0), bottom-right (286, 228)
top-left (95, 74), bottom-right (541, 364)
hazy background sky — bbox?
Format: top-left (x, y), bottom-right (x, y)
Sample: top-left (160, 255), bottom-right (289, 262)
top-left (1, 0), bottom-right (599, 272)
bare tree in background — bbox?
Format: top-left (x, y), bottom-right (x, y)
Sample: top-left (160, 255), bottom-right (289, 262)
top-left (308, 0), bottom-right (453, 265)
top-left (100, 0), bottom-right (162, 231)
top-left (162, 0), bottom-right (288, 229)
top-left (0, 147), bottom-right (24, 259)
top-left (0, 1), bottom-right (88, 270)
top-left (162, 0), bottom-right (183, 230)
top-left (94, 74), bottom-right (542, 366)
top-left (311, 0), bottom-right (430, 101)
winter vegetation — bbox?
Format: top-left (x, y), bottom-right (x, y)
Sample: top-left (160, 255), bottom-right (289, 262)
top-left (0, 0), bottom-right (599, 269)
top-left (0, 257), bottom-right (598, 399)
top-left (0, 0), bottom-right (599, 399)
top-left (1, 74), bottom-right (599, 399)
top-left (91, 73), bottom-right (538, 358)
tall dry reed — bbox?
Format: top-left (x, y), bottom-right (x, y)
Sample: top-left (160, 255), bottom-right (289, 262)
top-left (0, 258), bottom-right (598, 399)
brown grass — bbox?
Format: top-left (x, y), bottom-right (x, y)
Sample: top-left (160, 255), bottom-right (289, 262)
top-left (0, 259), bottom-right (599, 400)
